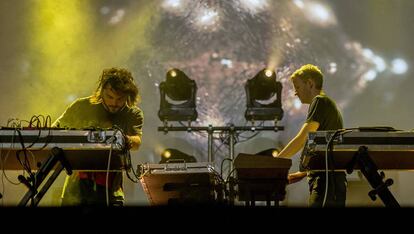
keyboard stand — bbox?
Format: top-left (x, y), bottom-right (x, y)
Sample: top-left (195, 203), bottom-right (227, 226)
top-left (346, 146), bottom-right (400, 208)
top-left (18, 147), bottom-right (72, 207)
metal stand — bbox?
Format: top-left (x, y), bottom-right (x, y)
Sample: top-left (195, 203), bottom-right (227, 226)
top-left (158, 123), bottom-right (284, 205)
top-left (159, 124), bottom-right (284, 163)
top-left (207, 125), bottom-right (213, 163)
top-left (228, 125), bottom-right (236, 175)
top-left (18, 147), bottom-right (72, 207)
top-left (346, 146), bottom-right (400, 208)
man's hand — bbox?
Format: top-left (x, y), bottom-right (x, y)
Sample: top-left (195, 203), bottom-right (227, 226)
top-left (125, 135), bottom-right (142, 150)
top-left (288, 171), bottom-right (307, 184)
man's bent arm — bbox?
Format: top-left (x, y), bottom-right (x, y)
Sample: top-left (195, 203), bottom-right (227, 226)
top-left (126, 135), bottom-right (142, 150)
top-left (277, 121), bottom-right (319, 159)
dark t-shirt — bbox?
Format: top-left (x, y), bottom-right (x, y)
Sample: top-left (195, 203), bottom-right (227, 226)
top-left (53, 96), bottom-right (143, 199)
top-left (305, 94), bottom-right (343, 131)
top-left (300, 94), bottom-right (343, 173)
top-left (54, 96), bottom-right (143, 136)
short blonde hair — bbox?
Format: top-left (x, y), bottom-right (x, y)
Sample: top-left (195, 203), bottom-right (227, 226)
top-left (290, 64), bottom-right (323, 90)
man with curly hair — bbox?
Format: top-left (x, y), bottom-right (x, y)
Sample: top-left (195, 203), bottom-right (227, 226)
top-left (53, 67), bottom-right (144, 206)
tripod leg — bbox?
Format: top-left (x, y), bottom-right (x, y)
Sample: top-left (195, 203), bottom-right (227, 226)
top-left (18, 153), bottom-right (59, 207)
top-left (33, 164), bottom-right (65, 206)
top-left (18, 147), bottom-right (71, 207)
top-left (356, 146), bottom-right (400, 208)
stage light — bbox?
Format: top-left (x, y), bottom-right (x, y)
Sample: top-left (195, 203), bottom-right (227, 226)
top-left (163, 150), bottom-right (172, 159)
top-left (158, 68), bottom-right (198, 123)
top-left (159, 148), bottom-right (197, 164)
top-left (169, 69), bottom-right (177, 77)
top-left (256, 148), bottom-right (281, 158)
top-left (264, 68), bottom-right (273, 77)
top-left (244, 68), bottom-right (284, 122)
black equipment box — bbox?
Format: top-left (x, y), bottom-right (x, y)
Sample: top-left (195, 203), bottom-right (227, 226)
top-left (234, 153), bottom-right (292, 203)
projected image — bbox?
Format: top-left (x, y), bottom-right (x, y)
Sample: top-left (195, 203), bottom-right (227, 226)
top-left (141, 0), bottom-right (381, 162)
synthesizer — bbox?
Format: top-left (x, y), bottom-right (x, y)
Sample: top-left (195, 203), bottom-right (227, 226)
top-left (303, 130), bottom-right (414, 170)
top-left (0, 128), bottom-right (127, 171)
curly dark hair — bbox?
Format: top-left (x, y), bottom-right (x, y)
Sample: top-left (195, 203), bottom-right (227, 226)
top-left (91, 67), bottom-right (140, 106)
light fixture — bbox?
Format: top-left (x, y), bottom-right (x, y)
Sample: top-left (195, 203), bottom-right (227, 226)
top-left (159, 148), bottom-right (197, 164)
top-left (158, 68), bottom-right (198, 123)
top-left (245, 68), bottom-right (284, 122)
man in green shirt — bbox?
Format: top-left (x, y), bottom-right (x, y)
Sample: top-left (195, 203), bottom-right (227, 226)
top-left (53, 67), bottom-right (144, 206)
top-left (277, 64), bottom-right (346, 207)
